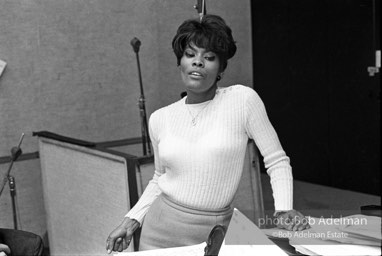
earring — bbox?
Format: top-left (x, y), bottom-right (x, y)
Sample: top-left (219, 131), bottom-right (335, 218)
top-left (216, 72), bottom-right (224, 81)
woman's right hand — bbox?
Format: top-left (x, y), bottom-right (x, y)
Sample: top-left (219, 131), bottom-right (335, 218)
top-left (106, 217), bottom-right (140, 254)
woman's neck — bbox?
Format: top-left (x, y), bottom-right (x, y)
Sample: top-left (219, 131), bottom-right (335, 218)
top-left (185, 85), bottom-right (217, 104)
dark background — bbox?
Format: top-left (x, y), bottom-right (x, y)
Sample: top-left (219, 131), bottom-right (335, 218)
top-left (251, 0), bottom-right (380, 195)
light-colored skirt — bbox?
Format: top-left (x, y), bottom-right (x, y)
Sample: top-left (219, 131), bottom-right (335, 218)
top-left (139, 194), bottom-right (233, 251)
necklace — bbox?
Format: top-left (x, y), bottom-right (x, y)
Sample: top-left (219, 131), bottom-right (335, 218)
top-left (185, 99), bottom-right (212, 126)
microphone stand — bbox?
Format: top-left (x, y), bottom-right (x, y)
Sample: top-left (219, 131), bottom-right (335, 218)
top-left (0, 133), bottom-right (24, 230)
top-left (9, 176), bottom-right (17, 229)
top-left (130, 37), bottom-right (151, 156)
top-left (194, 0), bottom-right (207, 21)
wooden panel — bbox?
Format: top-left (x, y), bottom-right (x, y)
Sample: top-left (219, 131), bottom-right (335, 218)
top-left (136, 162), bottom-right (154, 197)
top-left (232, 140), bottom-right (265, 226)
top-left (38, 138), bottom-right (134, 254)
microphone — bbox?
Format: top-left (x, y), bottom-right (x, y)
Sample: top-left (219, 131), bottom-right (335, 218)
top-left (0, 133), bottom-right (25, 197)
top-left (131, 37), bottom-right (141, 53)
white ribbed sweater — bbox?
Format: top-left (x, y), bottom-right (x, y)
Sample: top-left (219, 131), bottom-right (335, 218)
top-left (126, 85), bottom-right (293, 224)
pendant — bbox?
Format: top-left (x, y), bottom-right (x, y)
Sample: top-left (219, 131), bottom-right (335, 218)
top-left (191, 118), bottom-right (196, 126)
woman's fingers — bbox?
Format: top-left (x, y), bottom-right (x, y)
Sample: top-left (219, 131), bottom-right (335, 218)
top-left (106, 236), bottom-right (115, 254)
top-left (106, 236), bottom-right (132, 253)
top-left (291, 213), bottom-right (310, 231)
top-left (123, 237), bottom-right (132, 250)
top-left (117, 241), bottom-right (123, 252)
top-left (277, 210), bottom-right (310, 231)
top-left (113, 238), bottom-right (123, 251)
top-left (122, 238), bottom-right (127, 250)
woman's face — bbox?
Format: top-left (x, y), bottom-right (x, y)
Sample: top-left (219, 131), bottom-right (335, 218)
top-left (180, 43), bottom-right (220, 97)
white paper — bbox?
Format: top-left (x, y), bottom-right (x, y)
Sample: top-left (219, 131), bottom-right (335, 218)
top-left (290, 241), bottom-right (381, 256)
top-left (220, 208), bottom-right (288, 256)
top-left (263, 215), bottom-right (382, 255)
top-left (287, 215), bottom-right (382, 256)
top-left (113, 242), bottom-right (206, 256)
top-left (219, 244), bottom-right (289, 256)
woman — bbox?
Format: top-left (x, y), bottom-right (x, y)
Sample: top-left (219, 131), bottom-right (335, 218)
top-left (106, 14), bottom-right (309, 253)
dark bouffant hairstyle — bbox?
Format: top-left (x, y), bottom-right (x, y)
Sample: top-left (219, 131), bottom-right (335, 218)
top-left (172, 14), bottom-right (237, 72)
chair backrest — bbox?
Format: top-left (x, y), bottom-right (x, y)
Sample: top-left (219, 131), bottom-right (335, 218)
top-left (232, 139), bottom-right (265, 227)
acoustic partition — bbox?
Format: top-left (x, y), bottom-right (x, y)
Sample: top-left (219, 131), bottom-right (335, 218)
top-left (36, 132), bottom-right (146, 255)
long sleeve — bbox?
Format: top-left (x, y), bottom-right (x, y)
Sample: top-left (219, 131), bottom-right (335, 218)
top-left (244, 87), bottom-right (293, 211)
top-left (125, 112), bottom-right (165, 224)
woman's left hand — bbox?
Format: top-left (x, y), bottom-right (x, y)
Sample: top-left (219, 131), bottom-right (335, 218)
top-left (275, 210), bottom-right (310, 231)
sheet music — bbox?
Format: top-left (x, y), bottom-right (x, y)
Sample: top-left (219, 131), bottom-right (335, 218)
top-left (113, 242), bottom-right (206, 256)
top-left (291, 240), bottom-right (382, 256)
top-left (288, 216), bottom-right (382, 256)
top-left (219, 208), bottom-right (288, 256)
top-left (263, 215), bottom-right (382, 256)
top-left (219, 244), bottom-right (288, 256)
